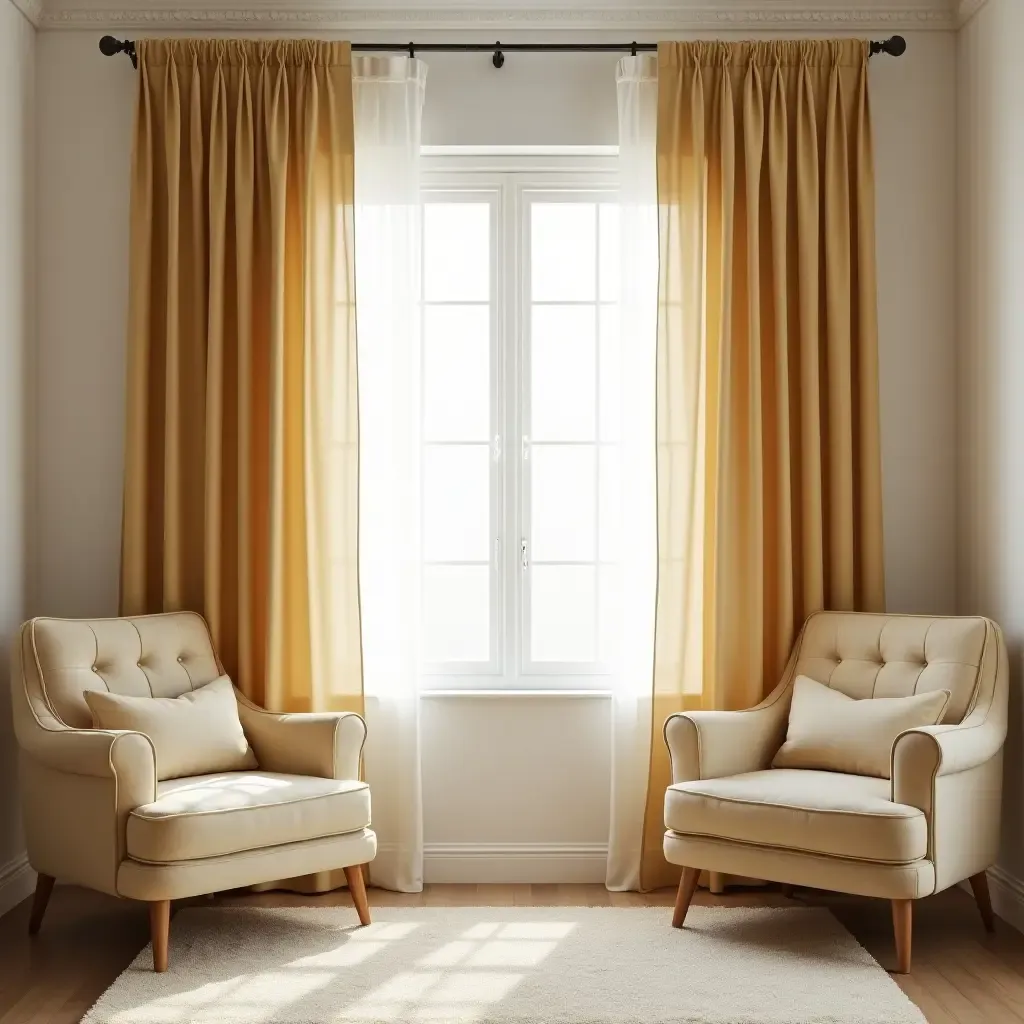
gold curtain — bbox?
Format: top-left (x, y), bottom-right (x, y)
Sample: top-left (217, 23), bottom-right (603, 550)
top-left (641, 39), bottom-right (885, 890)
top-left (121, 39), bottom-right (362, 720)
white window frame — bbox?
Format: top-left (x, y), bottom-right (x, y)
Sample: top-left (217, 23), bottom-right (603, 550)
top-left (420, 186), bottom-right (504, 680)
top-left (420, 150), bottom-right (618, 693)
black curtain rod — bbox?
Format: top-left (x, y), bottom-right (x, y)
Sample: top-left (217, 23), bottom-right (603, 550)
top-left (99, 34), bottom-right (907, 70)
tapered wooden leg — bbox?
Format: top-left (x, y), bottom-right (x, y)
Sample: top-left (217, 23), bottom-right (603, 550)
top-left (28, 874), bottom-right (55, 935)
top-left (149, 900), bottom-right (171, 972)
top-left (969, 871), bottom-right (996, 933)
top-left (672, 867), bottom-right (701, 929)
top-left (891, 898), bottom-right (912, 975)
top-left (344, 864), bottom-right (371, 926)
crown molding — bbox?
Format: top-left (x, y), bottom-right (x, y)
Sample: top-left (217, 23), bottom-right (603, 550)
top-left (6, 0), bottom-right (44, 28)
top-left (36, 2), bottom-right (959, 34)
top-left (957, 0), bottom-right (990, 26)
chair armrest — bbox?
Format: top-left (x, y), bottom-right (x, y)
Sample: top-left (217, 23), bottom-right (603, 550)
top-left (892, 719), bottom-right (1005, 804)
top-left (15, 723), bottom-right (157, 894)
top-left (10, 629), bottom-right (159, 893)
top-left (19, 723), bottom-right (157, 784)
top-left (664, 691), bottom-right (790, 784)
top-left (892, 718), bottom-right (1006, 886)
top-left (235, 693), bottom-right (366, 780)
top-left (890, 618), bottom-right (1008, 886)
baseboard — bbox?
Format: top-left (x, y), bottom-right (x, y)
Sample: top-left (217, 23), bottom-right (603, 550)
top-left (977, 865), bottom-right (1024, 935)
top-left (0, 852), bottom-right (34, 919)
top-left (423, 843), bottom-right (608, 884)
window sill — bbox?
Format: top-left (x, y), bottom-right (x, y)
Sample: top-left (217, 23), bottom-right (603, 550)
top-left (419, 689), bottom-right (613, 699)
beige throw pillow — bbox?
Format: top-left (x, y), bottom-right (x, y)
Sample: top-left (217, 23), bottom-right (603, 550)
top-left (85, 675), bottom-right (257, 781)
top-left (772, 675), bottom-right (951, 779)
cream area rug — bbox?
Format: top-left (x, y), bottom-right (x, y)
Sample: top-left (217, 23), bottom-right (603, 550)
top-left (83, 905), bottom-right (925, 1024)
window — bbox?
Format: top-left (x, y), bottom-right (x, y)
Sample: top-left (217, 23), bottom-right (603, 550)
top-left (419, 152), bottom-right (619, 690)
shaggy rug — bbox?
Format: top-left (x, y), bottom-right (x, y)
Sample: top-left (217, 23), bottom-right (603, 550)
top-left (82, 905), bottom-right (925, 1023)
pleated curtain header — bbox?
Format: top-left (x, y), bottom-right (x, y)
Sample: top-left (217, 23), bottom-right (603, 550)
top-left (136, 38), bottom-right (868, 72)
top-left (137, 38), bottom-right (353, 68)
top-left (658, 39), bottom-right (870, 69)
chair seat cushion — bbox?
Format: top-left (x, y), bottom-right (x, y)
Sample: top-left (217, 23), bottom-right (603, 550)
top-left (127, 771), bottom-right (371, 864)
top-left (664, 769), bottom-right (927, 865)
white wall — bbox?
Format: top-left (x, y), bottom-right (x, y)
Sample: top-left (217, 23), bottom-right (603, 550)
top-left (957, 0), bottom-right (1024, 925)
top-left (33, 28), bottom-right (959, 882)
top-left (0, 0), bottom-right (34, 915)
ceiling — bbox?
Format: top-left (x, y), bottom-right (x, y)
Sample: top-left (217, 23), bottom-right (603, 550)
top-left (13, 0), bottom-right (988, 38)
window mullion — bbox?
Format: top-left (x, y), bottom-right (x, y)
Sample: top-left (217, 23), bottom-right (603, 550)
top-left (592, 203), bottom-right (601, 668)
top-left (503, 174), bottom-right (522, 686)
top-left (517, 183), bottom-right (533, 680)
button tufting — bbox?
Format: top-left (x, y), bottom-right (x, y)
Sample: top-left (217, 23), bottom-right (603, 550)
top-left (177, 656), bottom-right (183, 663)
top-left (91, 665), bottom-right (98, 672)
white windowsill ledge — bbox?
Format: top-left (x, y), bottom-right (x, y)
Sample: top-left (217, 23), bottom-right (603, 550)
top-left (419, 689), bottom-right (613, 699)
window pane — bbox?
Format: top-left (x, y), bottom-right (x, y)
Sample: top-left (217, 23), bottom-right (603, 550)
top-left (424, 305), bottom-right (490, 442)
top-left (423, 565), bottom-right (490, 662)
top-left (531, 203), bottom-right (596, 302)
top-left (599, 445), bottom-right (620, 562)
top-left (424, 445), bottom-right (490, 561)
top-left (531, 305), bottom-right (596, 442)
top-left (599, 204), bottom-right (620, 302)
top-left (599, 304), bottom-right (620, 442)
top-left (531, 565), bottom-right (596, 662)
top-left (425, 203), bottom-right (490, 302)
top-left (598, 563), bottom-right (620, 664)
top-left (531, 445), bottom-right (596, 562)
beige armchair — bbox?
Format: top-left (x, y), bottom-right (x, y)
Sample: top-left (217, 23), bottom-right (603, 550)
top-left (664, 612), bottom-right (1007, 974)
top-left (11, 613), bottom-right (376, 971)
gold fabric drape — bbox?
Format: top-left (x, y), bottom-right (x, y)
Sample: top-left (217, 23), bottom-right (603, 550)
top-left (121, 39), bottom-right (362, 720)
top-left (641, 40), bottom-right (885, 890)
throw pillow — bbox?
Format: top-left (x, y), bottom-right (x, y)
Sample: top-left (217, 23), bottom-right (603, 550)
top-left (772, 675), bottom-right (950, 779)
top-left (85, 675), bottom-right (257, 780)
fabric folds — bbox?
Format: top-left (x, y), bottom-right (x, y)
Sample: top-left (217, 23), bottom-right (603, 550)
top-left (121, 39), bottom-right (362, 726)
top-left (640, 39), bottom-right (886, 889)
top-left (605, 55), bottom-right (660, 893)
top-left (352, 55), bottom-right (428, 893)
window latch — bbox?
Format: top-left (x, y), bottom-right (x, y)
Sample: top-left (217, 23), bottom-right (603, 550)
top-left (521, 537), bottom-right (529, 569)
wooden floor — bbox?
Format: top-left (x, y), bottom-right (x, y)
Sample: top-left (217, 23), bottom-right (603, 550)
top-left (0, 881), bottom-right (1020, 1023)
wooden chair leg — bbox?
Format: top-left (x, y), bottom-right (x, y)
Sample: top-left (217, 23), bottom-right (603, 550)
top-left (969, 871), bottom-right (996, 933)
top-left (672, 867), bottom-right (701, 929)
top-left (149, 900), bottom-right (171, 972)
top-left (891, 898), bottom-right (912, 975)
top-left (28, 874), bottom-right (55, 936)
top-left (344, 864), bottom-right (371, 926)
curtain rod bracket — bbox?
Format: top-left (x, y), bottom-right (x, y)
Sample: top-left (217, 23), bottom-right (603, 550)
top-left (492, 42), bottom-right (504, 69)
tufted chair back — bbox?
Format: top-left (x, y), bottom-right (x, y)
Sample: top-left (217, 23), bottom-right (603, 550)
top-left (789, 612), bottom-right (993, 725)
top-left (18, 613), bottom-right (223, 730)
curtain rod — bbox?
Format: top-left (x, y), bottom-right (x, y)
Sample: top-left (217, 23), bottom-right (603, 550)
top-left (99, 35), bottom-right (907, 70)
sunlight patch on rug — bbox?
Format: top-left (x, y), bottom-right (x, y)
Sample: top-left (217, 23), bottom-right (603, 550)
top-left (82, 905), bottom-right (925, 1024)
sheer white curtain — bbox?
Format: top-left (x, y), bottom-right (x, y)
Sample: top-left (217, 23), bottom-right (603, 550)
top-left (354, 56), bottom-right (428, 893)
top-left (606, 54), bottom-right (660, 892)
